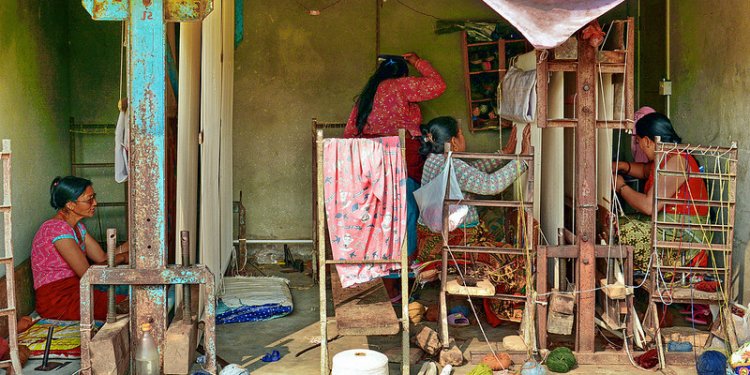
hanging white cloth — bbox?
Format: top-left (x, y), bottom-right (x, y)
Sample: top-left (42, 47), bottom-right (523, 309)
top-left (114, 108), bottom-right (129, 183)
top-left (499, 65), bottom-right (537, 124)
top-left (481, 0), bottom-right (625, 49)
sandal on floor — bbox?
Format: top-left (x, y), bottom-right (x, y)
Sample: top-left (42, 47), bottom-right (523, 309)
top-left (261, 350), bottom-right (281, 362)
top-left (447, 313), bottom-right (470, 327)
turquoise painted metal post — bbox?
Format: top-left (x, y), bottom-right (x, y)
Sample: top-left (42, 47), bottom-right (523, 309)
top-left (82, 0), bottom-right (213, 370)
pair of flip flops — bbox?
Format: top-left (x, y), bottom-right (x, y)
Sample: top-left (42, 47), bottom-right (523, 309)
top-left (261, 350), bottom-right (281, 362)
top-left (447, 313), bottom-right (470, 327)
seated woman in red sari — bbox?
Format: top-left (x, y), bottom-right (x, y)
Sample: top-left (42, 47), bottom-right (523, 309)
top-left (613, 112), bottom-right (710, 272)
top-left (31, 176), bottom-right (129, 320)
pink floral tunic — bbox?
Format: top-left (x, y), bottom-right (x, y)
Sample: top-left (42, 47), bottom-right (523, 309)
top-left (343, 59), bottom-right (446, 138)
top-left (323, 137), bottom-right (406, 288)
top-left (31, 219), bottom-right (87, 290)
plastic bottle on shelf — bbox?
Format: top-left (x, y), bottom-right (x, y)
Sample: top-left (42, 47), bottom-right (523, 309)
top-left (135, 322), bottom-right (160, 375)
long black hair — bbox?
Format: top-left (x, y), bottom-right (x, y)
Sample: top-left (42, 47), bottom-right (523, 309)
top-left (635, 112), bottom-right (682, 143)
top-left (419, 116), bottom-right (458, 156)
top-left (354, 57), bottom-right (409, 135)
top-left (50, 176), bottom-right (92, 210)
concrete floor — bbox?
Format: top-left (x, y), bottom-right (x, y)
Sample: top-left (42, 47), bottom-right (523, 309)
top-left (6, 265), bottom-right (699, 374)
top-left (215, 266), bottom-right (699, 374)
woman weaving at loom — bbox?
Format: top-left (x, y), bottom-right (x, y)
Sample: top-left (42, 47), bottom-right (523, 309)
top-left (31, 176), bottom-right (129, 320)
top-left (613, 112), bottom-right (710, 276)
top-left (416, 116), bottom-right (530, 263)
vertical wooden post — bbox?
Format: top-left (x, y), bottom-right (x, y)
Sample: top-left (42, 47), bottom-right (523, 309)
top-left (575, 35), bottom-right (597, 353)
top-left (398, 129), bottom-right (410, 375)
top-left (316, 129), bottom-right (329, 374)
top-left (439, 143), bottom-right (452, 347)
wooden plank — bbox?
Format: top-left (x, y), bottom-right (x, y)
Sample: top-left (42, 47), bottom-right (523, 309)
top-left (536, 50), bottom-right (549, 128)
top-left (643, 279), bottom-right (723, 303)
top-left (330, 268), bottom-right (399, 336)
top-left (575, 33), bottom-right (598, 353)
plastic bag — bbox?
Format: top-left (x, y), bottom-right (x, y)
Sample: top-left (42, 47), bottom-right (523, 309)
top-left (413, 153), bottom-right (468, 233)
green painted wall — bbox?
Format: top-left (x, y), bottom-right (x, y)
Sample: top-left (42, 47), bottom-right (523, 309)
top-left (668, 0), bottom-right (750, 302)
top-left (66, 2), bottom-right (128, 241)
top-left (0, 0), bottom-right (71, 274)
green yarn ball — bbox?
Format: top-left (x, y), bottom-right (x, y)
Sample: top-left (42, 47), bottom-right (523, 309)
top-left (547, 347), bottom-right (576, 373)
top-left (467, 363), bottom-right (493, 375)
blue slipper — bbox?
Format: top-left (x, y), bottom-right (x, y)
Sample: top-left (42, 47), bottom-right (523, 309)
top-left (261, 350), bottom-right (281, 362)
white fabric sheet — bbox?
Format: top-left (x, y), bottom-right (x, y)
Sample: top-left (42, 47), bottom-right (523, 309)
top-left (481, 0), bottom-right (625, 49)
top-left (114, 109), bottom-right (129, 183)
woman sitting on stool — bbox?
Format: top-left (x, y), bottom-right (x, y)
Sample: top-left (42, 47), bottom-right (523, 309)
top-left (31, 176), bottom-right (129, 321)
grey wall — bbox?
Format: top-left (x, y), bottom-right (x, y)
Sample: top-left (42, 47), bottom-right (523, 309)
top-left (669, 0), bottom-right (750, 302)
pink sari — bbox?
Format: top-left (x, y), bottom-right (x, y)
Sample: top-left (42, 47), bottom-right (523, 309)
top-left (323, 137), bottom-right (406, 288)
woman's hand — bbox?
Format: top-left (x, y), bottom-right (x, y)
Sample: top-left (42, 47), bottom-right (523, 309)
top-left (403, 52), bottom-right (421, 66)
top-left (116, 241), bottom-right (129, 254)
top-left (520, 125), bottom-right (532, 155)
top-left (114, 251), bottom-right (129, 265)
top-left (612, 161), bottom-right (630, 175)
top-left (614, 174), bottom-right (627, 194)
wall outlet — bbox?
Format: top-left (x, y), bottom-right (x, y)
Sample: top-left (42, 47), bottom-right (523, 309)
top-left (659, 80), bottom-right (672, 96)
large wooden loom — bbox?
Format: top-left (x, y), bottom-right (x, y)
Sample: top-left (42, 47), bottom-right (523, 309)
top-left (532, 18), bottom-right (640, 361)
top-left (312, 120), bottom-right (410, 375)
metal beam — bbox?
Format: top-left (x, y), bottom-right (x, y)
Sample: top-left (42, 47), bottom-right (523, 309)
top-left (82, 0), bottom-right (214, 371)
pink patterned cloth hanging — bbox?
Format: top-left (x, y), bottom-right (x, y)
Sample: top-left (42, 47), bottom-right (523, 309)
top-left (481, 0), bottom-right (625, 49)
top-left (323, 137), bottom-right (406, 288)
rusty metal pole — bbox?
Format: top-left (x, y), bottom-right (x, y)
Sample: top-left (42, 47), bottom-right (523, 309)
top-left (575, 34), bottom-right (597, 353)
top-left (82, 0), bottom-right (214, 369)
top-left (107, 228), bottom-right (117, 324)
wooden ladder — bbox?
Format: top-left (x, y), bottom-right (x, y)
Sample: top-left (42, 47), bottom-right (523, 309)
top-left (645, 142), bottom-right (739, 369)
top-left (437, 145), bottom-right (537, 359)
top-left (0, 140), bottom-right (23, 374)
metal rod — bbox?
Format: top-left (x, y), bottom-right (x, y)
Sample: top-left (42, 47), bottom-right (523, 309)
top-left (41, 326), bottom-right (54, 367)
top-left (232, 239), bottom-right (313, 244)
top-left (181, 231), bottom-right (191, 324)
top-left (325, 259), bottom-right (403, 265)
top-left (106, 228), bottom-right (117, 324)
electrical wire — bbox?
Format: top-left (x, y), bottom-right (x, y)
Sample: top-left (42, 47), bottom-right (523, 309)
top-left (392, 0), bottom-right (440, 20)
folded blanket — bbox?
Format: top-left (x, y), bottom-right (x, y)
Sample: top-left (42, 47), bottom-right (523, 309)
top-left (217, 276), bottom-right (294, 324)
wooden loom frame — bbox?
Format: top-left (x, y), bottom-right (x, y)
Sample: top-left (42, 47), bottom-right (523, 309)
top-left (534, 18), bottom-right (639, 360)
top-left (0, 140), bottom-right (23, 374)
top-left (436, 145), bottom-right (538, 363)
top-left (644, 141), bottom-right (739, 369)
top-left (312, 119), bottom-right (410, 375)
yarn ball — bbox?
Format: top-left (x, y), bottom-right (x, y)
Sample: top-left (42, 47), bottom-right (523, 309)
top-left (696, 350), bottom-right (728, 375)
top-left (481, 352), bottom-right (512, 370)
top-left (547, 347), bottom-right (576, 373)
top-left (521, 360), bottom-right (548, 375)
top-left (408, 302), bottom-right (425, 324)
top-left (467, 363), bottom-right (493, 375)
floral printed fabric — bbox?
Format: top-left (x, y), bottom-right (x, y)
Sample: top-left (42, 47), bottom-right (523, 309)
top-left (323, 137), bottom-right (406, 288)
top-left (343, 59), bottom-right (446, 139)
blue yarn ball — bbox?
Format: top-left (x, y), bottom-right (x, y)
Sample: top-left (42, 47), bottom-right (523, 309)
top-left (696, 351), bottom-right (728, 375)
top-left (521, 360), bottom-right (548, 375)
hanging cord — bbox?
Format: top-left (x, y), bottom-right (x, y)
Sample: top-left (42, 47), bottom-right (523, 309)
top-left (118, 21), bottom-right (126, 110)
